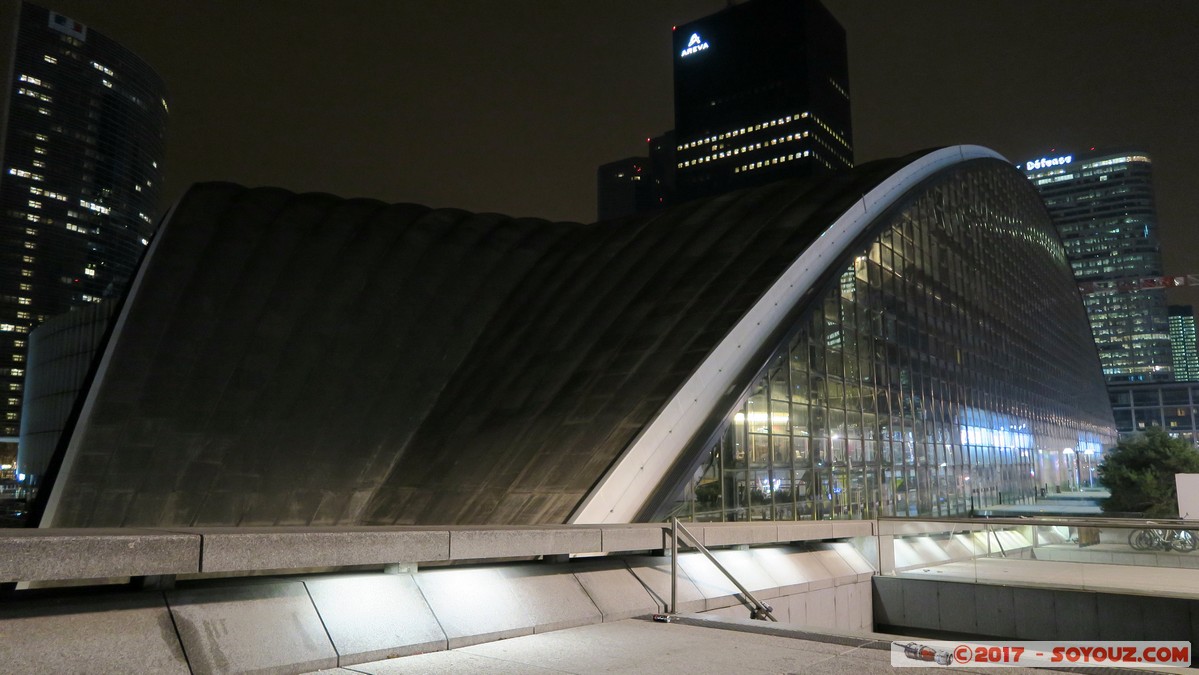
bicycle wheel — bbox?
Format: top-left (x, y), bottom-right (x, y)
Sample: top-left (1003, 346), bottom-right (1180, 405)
top-left (1171, 530), bottom-right (1197, 553)
top-left (1129, 529), bottom-right (1153, 551)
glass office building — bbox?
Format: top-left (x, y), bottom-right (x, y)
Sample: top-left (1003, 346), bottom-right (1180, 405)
top-left (1169, 305), bottom-right (1199, 382)
top-left (0, 2), bottom-right (167, 440)
top-left (1022, 150), bottom-right (1171, 383)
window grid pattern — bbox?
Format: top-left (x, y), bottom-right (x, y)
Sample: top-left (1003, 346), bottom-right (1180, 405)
top-left (1109, 384), bottom-right (1199, 441)
top-left (673, 163), bottom-right (1115, 522)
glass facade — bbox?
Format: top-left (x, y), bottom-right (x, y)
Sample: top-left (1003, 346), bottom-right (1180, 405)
top-left (666, 161), bottom-right (1115, 522)
top-left (0, 3), bottom-right (167, 437)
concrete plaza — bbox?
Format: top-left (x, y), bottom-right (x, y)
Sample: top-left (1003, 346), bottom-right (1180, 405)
top-left (307, 615), bottom-right (1139, 675)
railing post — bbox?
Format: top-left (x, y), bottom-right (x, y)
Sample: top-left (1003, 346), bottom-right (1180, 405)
top-left (670, 516), bottom-right (679, 615)
top-left (673, 520), bottom-right (777, 622)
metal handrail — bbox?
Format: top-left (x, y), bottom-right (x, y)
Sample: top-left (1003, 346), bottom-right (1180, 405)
top-left (986, 523), bottom-right (1008, 558)
top-left (667, 517), bottom-right (777, 622)
top-left (878, 515), bottom-right (1199, 530)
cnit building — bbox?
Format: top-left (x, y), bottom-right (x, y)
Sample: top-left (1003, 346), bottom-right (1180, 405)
top-left (0, 1), bottom-right (167, 454)
top-left (30, 146), bottom-right (1115, 528)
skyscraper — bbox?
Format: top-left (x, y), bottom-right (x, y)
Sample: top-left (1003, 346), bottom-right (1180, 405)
top-left (0, 2), bottom-right (168, 444)
top-left (597, 0), bottom-right (852, 219)
top-left (672, 0), bottom-right (852, 202)
top-left (1169, 305), bottom-right (1199, 382)
top-left (596, 157), bottom-right (654, 222)
top-left (1022, 149), bottom-right (1172, 383)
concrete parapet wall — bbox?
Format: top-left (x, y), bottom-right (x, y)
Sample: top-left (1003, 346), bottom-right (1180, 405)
top-left (447, 526), bottom-right (602, 560)
top-left (0, 521), bottom-right (872, 582)
top-left (196, 527), bottom-right (450, 573)
top-left (0, 545), bottom-right (874, 674)
top-left (0, 528), bottom-right (201, 582)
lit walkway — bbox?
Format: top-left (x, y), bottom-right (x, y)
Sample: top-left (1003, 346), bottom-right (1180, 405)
top-left (897, 557), bottom-right (1199, 600)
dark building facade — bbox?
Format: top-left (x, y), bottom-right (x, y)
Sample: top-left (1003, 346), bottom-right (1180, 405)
top-left (0, 2), bottom-right (168, 441)
top-left (596, 157), bottom-right (655, 222)
top-left (35, 146), bottom-right (1113, 528)
top-left (597, 0), bottom-right (852, 219)
top-left (672, 0), bottom-right (852, 202)
top-left (1109, 381), bottom-right (1199, 442)
top-left (1022, 150), bottom-right (1171, 383)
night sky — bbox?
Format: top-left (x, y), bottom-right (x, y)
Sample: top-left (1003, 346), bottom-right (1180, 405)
top-left (42, 1), bottom-right (1199, 303)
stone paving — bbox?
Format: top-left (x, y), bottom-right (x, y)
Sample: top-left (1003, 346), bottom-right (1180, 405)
top-left (309, 617), bottom-right (1053, 675)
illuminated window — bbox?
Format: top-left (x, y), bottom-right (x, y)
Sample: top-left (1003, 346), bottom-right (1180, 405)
top-left (80, 199), bottom-right (110, 215)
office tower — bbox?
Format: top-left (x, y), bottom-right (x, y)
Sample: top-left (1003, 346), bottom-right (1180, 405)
top-left (597, 0), bottom-right (852, 219)
top-left (1023, 149), bottom-right (1172, 383)
top-left (1170, 305), bottom-right (1199, 382)
top-left (0, 2), bottom-right (167, 443)
top-left (672, 0), bottom-right (852, 202)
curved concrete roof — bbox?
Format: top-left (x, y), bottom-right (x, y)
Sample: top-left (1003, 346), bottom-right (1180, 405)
top-left (38, 146), bottom-right (1096, 527)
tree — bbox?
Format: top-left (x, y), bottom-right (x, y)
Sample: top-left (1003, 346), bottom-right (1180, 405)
top-left (1097, 426), bottom-right (1199, 517)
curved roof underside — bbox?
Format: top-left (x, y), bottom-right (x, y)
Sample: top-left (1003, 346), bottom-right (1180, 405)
top-left (43, 147), bottom-right (1048, 527)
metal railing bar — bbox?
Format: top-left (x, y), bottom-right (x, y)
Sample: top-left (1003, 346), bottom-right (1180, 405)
top-left (668, 517), bottom-right (777, 622)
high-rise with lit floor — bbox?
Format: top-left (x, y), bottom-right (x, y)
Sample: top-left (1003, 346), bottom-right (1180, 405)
top-left (596, 0), bottom-right (851, 219)
top-left (0, 1), bottom-right (167, 447)
top-left (1169, 305), bottom-right (1199, 382)
top-left (672, 0), bottom-right (852, 202)
top-left (1022, 149), bottom-right (1172, 383)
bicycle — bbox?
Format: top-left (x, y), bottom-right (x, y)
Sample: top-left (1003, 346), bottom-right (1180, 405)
top-left (1128, 528), bottom-right (1197, 553)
